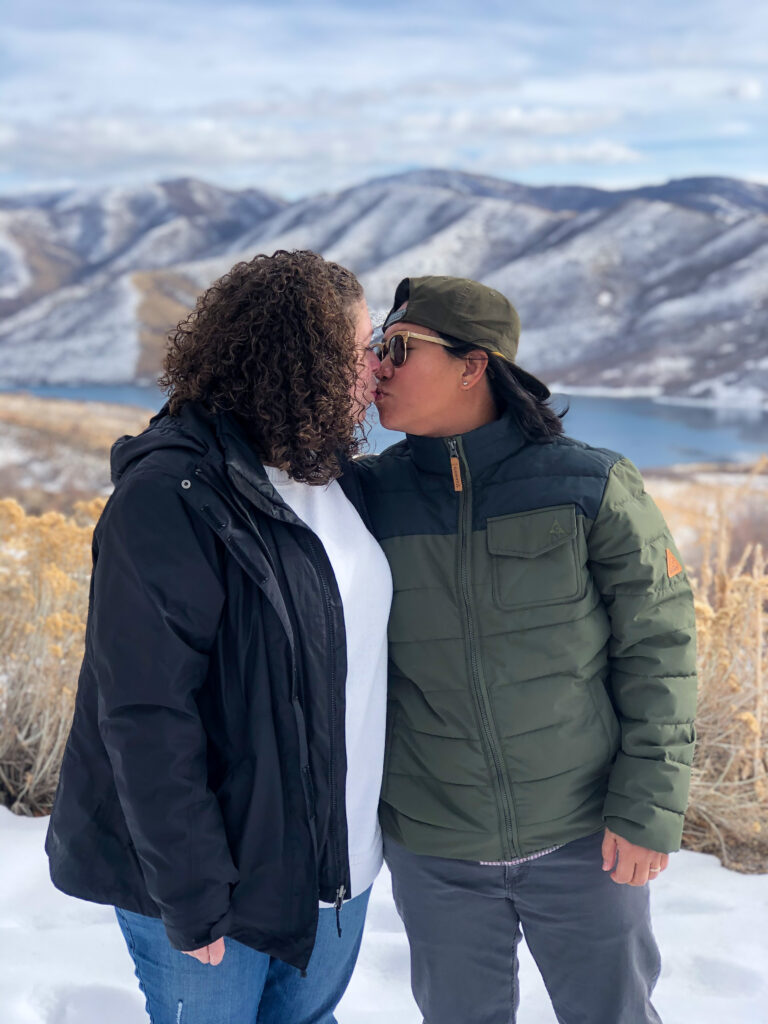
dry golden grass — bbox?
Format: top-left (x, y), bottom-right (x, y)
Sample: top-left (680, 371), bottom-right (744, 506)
top-left (649, 460), bottom-right (768, 870)
top-left (0, 497), bottom-right (104, 815)
top-left (0, 455), bottom-right (766, 871)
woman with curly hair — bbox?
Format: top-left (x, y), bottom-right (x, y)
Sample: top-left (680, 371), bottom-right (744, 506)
top-left (45, 250), bottom-right (392, 1024)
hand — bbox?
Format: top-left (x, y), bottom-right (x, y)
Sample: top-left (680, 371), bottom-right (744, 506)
top-left (182, 937), bottom-right (226, 965)
top-left (601, 828), bottom-right (669, 886)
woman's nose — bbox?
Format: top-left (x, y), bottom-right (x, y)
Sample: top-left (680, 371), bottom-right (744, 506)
top-left (365, 348), bottom-right (382, 373)
top-left (376, 353), bottom-right (394, 380)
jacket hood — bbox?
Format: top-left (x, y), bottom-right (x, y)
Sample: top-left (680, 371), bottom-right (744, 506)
top-left (110, 400), bottom-right (367, 530)
top-left (110, 402), bottom-right (216, 486)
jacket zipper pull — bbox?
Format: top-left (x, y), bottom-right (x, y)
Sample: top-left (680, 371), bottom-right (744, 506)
top-left (448, 439), bottom-right (463, 492)
top-left (334, 885), bottom-right (346, 938)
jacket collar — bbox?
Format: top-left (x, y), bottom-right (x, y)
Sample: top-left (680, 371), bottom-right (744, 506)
top-left (213, 406), bottom-right (366, 528)
top-left (116, 400), bottom-right (364, 527)
top-left (114, 400), bottom-right (294, 523)
top-left (406, 411), bottom-right (527, 477)
top-left (211, 408), bottom-right (309, 526)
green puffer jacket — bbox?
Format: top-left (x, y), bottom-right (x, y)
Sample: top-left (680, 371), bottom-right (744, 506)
top-left (353, 412), bottom-right (697, 859)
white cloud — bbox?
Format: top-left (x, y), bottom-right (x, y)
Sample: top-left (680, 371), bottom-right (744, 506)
top-left (0, 125), bottom-right (18, 147)
top-left (400, 106), bottom-right (620, 137)
top-left (730, 78), bottom-right (764, 101)
top-left (0, 110), bottom-right (643, 197)
top-left (717, 121), bottom-right (754, 138)
top-left (0, 0), bottom-right (766, 193)
top-left (517, 68), bottom-right (767, 112)
top-left (499, 140), bottom-right (642, 166)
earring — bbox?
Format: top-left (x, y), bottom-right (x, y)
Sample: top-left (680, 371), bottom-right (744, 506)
top-left (463, 381), bottom-right (469, 386)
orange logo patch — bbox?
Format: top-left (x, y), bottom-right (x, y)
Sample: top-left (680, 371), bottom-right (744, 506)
top-left (666, 548), bottom-right (683, 578)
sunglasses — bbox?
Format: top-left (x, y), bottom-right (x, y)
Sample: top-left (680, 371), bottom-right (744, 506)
top-left (369, 331), bottom-right (456, 368)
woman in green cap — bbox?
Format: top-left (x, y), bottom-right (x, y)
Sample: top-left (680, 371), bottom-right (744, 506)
top-left (352, 275), bottom-right (697, 1024)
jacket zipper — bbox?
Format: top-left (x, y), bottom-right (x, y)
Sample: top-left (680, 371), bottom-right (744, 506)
top-left (192, 468), bottom-right (348, 925)
top-left (307, 538), bottom-right (349, 931)
top-left (333, 884), bottom-right (346, 938)
top-left (447, 437), bottom-right (518, 859)
top-left (193, 466), bottom-right (344, 900)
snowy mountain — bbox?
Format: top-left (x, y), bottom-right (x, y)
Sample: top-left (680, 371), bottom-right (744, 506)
top-left (0, 171), bottom-right (766, 404)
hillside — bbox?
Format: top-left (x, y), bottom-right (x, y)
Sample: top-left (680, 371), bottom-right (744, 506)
top-left (1, 171), bottom-right (766, 405)
top-left (0, 393), bottom-right (150, 512)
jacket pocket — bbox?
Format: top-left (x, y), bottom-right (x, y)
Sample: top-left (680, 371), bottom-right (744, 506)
top-left (487, 504), bottom-right (584, 611)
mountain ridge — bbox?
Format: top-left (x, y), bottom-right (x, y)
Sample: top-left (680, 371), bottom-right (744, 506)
top-left (1, 170), bottom-right (766, 406)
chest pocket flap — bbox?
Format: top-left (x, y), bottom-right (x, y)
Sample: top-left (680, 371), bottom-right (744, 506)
top-left (487, 504), bottom-right (582, 609)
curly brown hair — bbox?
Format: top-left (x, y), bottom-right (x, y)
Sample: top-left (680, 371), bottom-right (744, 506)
top-left (159, 250), bottom-right (365, 484)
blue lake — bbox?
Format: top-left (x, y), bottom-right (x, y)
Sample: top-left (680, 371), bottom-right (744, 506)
top-left (4, 384), bottom-right (768, 470)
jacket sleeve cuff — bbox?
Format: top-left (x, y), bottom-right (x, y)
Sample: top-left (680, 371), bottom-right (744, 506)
top-left (163, 901), bottom-right (235, 953)
top-left (602, 791), bottom-right (685, 853)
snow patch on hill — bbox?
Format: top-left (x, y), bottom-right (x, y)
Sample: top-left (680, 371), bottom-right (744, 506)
top-left (0, 172), bottom-right (767, 403)
top-left (0, 274), bottom-right (141, 385)
top-left (0, 222), bottom-right (32, 300)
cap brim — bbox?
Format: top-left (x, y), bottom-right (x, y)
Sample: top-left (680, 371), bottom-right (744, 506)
top-left (382, 279), bottom-right (411, 332)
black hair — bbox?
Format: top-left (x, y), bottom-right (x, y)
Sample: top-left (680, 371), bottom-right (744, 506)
top-left (442, 338), bottom-right (568, 442)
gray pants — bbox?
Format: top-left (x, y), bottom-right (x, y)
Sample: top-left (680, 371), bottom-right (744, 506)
top-left (384, 831), bottom-right (662, 1024)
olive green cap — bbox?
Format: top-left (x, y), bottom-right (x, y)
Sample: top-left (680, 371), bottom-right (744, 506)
top-left (383, 275), bottom-right (549, 398)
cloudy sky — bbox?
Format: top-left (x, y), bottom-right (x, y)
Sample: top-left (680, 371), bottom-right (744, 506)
top-left (1, 0), bottom-right (766, 197)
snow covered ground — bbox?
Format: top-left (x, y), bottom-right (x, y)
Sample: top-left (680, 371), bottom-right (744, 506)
top-left (1, 808), bottom-right (766, 1023)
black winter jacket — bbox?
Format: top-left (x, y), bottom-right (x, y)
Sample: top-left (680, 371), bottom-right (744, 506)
top-left (45, 402), bottom-right (364, 971)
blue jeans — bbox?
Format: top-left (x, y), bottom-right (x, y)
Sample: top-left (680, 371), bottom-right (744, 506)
top-left (115, 887), bottom-right (371, 1024)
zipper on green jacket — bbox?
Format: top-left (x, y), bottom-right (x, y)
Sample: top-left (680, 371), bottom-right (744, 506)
top-left (447, 437), bottom-right (519, 859)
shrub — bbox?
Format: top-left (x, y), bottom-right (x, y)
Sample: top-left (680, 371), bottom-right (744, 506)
top-left (662, 478), bottom-right (767, 869)
top-left (0, 498), bottom-right (104, 814)
top-left (0, 467), bottom-right (766, 870)
top-left (682, 537), bottom-right (767, 868)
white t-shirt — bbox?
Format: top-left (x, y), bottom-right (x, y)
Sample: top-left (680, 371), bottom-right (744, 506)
top-left (264, 466), bottom-right (393, 900)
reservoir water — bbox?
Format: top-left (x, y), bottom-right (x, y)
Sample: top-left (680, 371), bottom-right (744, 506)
top-left (4, 384), bottom-right (768, 470)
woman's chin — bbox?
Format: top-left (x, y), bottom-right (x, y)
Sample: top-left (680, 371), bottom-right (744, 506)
top-left (375, 404), bottom-right (400, 432)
